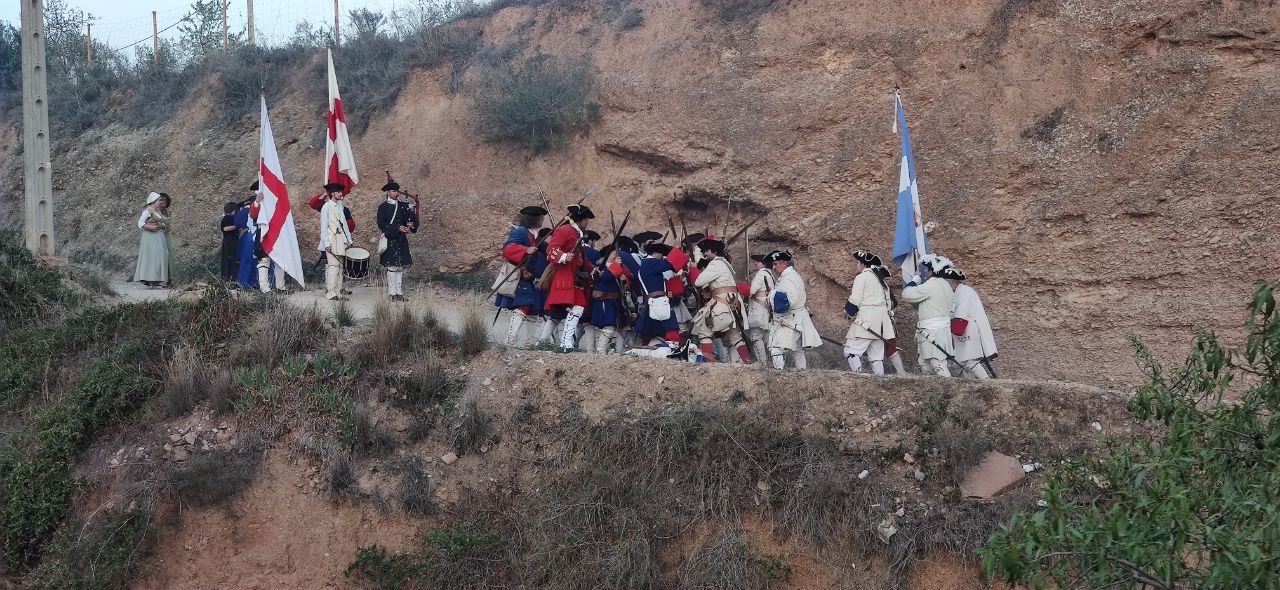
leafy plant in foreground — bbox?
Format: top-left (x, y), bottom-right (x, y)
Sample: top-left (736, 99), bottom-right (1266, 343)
top-left (981, 281), bottom-right (1280, 589)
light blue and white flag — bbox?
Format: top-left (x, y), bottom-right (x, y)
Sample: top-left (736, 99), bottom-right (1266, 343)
top-left (891, 90), bottom-right (930, 281)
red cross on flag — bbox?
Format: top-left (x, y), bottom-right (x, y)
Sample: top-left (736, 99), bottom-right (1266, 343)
top-left (325, 49), bottom-right (359, 193)
top-left (258, 96), bottom-right (305, 286)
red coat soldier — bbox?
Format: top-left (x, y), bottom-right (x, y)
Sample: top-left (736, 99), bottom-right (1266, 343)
top-left (542, 204), bottom-right (595, 350)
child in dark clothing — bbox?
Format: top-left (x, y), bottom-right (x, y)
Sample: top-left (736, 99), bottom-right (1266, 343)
top-left (220, 201), bottom-right (240, 282)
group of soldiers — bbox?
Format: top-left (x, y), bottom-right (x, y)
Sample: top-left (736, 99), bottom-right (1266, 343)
top-left (490, 203), bottom-right (998, 378)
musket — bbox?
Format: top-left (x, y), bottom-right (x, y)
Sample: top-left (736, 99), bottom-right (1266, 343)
top-left (723, 213), bottom-right (766, 246)
top-left (534, 187), bottom-right (597, 292)
top-left (665, 208), bottom-right (704, 310)
top-left (915, 326), bottom-right (982, 379)
top-left (487, 186), bottom-right (595, 301)
top-left (605, 210), bottom-right (634, 330)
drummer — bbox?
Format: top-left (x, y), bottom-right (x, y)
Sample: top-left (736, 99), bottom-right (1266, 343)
top-left (319, 182), bottom-right (353, 301)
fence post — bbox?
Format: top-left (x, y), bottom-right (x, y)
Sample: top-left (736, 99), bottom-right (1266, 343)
top-left (333, 0), bottom-right (340, 46)
top-left (246, 0), bottom-right (255, 46)
top-left (222, 0), bottom-right (229, 49)
top-left (86, 22), bottom-right (92, 65)
top-left (152, 11), bottom-right (159, 63)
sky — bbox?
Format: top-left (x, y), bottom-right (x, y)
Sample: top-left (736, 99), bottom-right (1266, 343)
top-left (3, 0), bottom-right (423, 50)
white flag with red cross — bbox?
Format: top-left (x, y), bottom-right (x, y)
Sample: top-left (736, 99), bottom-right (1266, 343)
top-left (325, 49), bottom-right (359, 193)
top-left (258, 96), bottom-right (305, 286)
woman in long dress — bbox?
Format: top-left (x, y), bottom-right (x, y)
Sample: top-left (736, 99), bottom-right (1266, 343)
top-left (133, 192), bottom-right (174, 287)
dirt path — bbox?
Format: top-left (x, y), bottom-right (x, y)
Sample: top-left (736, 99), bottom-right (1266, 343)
top-left (111, 279), bottom-right (519, 340)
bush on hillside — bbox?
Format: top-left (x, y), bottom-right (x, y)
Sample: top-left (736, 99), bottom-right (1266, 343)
top-left (470, 53), bottom-right (599, 153)
top-left (0, 231), bottom-right (79, 330)
top-left (981, 281), bottom-right (1280, 589)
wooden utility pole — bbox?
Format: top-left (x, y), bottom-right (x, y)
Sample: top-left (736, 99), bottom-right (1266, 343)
top-left (246, 0), bottom-right (255, 46)
top-left (151, 11), bottom-right (159, 63)
top-left (222, 0), bottom-right (229, 49)
top-left (21, 0), bottom-right (56, 257)
top-left (85, 22), bottom-right (92, 65)
top-left (333, 0), bottom-right (340, 46)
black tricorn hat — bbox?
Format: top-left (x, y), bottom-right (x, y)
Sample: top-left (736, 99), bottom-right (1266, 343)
top-left (938, 267), bottom-right (966, 281)
top-left (381, 182), bottom-right (400, 192)
top-left (323, 182), bottom-right (345, 192)
top-left (520, 205), bottom-right (548, 216)
top-left (567, 204), bottom-right (595, 220)
top-left (766, 250), bottom-right (793, 264)
top-left (682, 232), bottom-right (706, 246)
top-left (617, 236), bottom-right (640, 253)
top-left (697, 238), bottom-right (725, 255)
top-left (750, 254), bottom-right (770, 263)
top-left (644, 243), bottom-right (673, 256)
top-left (584, 230), bottom-right (601, 241)
top-left (249, 180), bottom-right (260, 192)
top-left (633, 231), bottom-right (662, 243)
top-left (853, 250), bottom-right (878, 265)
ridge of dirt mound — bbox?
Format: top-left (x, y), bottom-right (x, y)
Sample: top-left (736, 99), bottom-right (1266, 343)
top-left (128, 347), bottom-right (1136, 589)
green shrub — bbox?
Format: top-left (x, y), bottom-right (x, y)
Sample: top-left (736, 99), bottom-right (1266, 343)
top-left (470, 53), bottom-right (599, 153)
top-left (0, 230), bottom-right (79, 329)
top-left (24, 509), bottom-right (152, 589)
top-left (345, 544), bottom-right (434, 590)
top-left (982, 281), bottom-right (1280, 589)
top-left (2, 345), bottom-right (155, 569)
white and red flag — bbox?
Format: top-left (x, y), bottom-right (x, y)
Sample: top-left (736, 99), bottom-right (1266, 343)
top-left (325, 48), bottom-right (359, 193)
top-left (258, 95), bottom-right (305, 286)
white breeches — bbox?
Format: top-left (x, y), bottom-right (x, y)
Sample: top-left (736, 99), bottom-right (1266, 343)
top-left (325, 252), bottom-right (344, 298)
top-left (386, 268), bottom-right (404, 296)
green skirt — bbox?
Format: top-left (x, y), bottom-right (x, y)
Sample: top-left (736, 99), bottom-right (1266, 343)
top-left (134, 230), bottom-right (174, 283)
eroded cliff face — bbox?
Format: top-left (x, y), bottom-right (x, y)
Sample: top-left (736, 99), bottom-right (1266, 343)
top-left (2, 0), bottom-right (1277, 386)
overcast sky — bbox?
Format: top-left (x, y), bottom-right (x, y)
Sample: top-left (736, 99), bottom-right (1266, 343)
top-left (3, 0), bottom-right (420, 49)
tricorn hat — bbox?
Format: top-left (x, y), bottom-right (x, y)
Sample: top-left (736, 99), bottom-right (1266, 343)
top-left (584, 230), bottom-right (601, 241)
top-left (633, 231), bottom-right (662, 243)
top-left (697, 238), bottom-right (725, 255)
top-left (750, 254), bottom-right (770, 263)
top-left (919, 253), bottom-right (954, 272)
top-left (766, 250), bottom-right (793, 264)
top-left (682, 232), bottom-right (706, 246)
top-left (249, 180), bottom-right (260, 192)
top-left (519, 205), bottom-right (549, 216)
top-left (617, 236), bottom-right (640, 253)
top-left (853, 250), bottom-right (878, 265)
top-left (644, 243), bottom-right (673, 256)
top-left (937, 267), bottom-right (966, 281)
top-left (567, 204), bottom-right (595, 220)
top-left (323, 182), bottom-right (345, 192)
top-left (381, 182), bottom-right (400, 192)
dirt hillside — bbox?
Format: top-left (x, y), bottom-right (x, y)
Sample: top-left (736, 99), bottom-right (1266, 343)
top-left (2, 0), bottom-right (1278, 387)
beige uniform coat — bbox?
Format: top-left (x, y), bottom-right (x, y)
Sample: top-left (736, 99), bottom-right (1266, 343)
top-left (768, 266), bottom-right (822, 351)
top-left (901, 276), bottom-right (955, 361)
top-left (747, 268), bottom-right (775, 329)
top-left (319, 200), bottom-right (352, 256)
top-left (845, 269), bottom-right (895, 341)
top-left (692, 257), bottom-right (746, 337)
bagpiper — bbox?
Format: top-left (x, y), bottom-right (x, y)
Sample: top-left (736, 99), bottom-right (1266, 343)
top-left (900, 253), bottom-right (957, 376)
top-left (376, 180), bottom-right (418, 302)
top-left (843, 250), bottom-right (896, 375)
top-left (766, 251), bottom-right (821, 369)
top-left (691, 238), bottom-right (753, 364)
top-left (944, 267), bottom-right (998, 379)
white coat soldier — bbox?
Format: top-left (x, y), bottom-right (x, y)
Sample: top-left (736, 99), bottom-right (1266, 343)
top-left (843, 251), bottom-right (895, 375)
top-left (691, 238), bottom-right (753, 364)
top-left (944, 267), bottom-right (998, 379)
top-left (319, 182), bottom-right (354, 301)
top-left (745, 254), bottom-right (775, 365)
top-left (377, 181), bottom-right (418, 302)
top-left (900, 253), bottom-right (957, 377)
top-left (766, 251), bottom-right (821, 369)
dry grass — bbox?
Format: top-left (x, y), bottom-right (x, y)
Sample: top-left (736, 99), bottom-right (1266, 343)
top-left (164, 446), bottom-right (265, 508)
top-left (450, 397), bottom-right (490, 456)
top-left (398, 457), bottom-right (435, 516)
top-left (459, 311), bottom-right (489, 357)
top-left (415, 306), bottom-right (454, 351)
top-left (359, 302), bottom-right (418, 371)
top-left (159, 343), bottom-right (203, 418)
top-left (250, 299), bottom-right (326, 364)
top-left (678, 526), bottom-right (755, 589)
